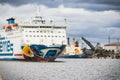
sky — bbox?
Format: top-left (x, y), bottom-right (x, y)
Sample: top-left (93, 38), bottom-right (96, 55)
top-left (0, 0), bottom-right (120, 46)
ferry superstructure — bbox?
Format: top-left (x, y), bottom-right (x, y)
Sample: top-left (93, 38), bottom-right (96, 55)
top-left (21, 16), bottom-right (67, 46)
top-left (0, 16), bottom-right (67, 61)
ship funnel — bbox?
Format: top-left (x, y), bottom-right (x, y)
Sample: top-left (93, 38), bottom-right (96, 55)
top-left (67, 37), bottom-right (70, 45)
top-left (6, 17), bottom-right (15, 24)
top-left (75, 41), bottom-right (79, 47)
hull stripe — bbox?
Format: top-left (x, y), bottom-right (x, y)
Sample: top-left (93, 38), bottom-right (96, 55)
top-left (0, 53), bottom-right (13, 56)
top-left (14, 54), bottom-right (23, 56)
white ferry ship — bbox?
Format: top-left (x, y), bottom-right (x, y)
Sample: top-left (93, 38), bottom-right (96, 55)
top-left (0, 16), bottom-right (67, 61)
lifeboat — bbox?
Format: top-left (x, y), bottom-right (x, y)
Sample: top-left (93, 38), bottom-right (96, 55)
top-left (2, 23), bottom-right (18, 29)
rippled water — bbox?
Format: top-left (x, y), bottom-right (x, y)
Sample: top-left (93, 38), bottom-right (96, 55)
top-left (0, 59), bottom-right (120, 80)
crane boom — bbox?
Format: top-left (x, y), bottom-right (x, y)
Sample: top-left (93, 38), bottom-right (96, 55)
top-left (81, 37), bottom-right (95, 51)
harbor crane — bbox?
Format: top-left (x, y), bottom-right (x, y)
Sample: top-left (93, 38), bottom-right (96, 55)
top-left (81, 37), bottom-right (118, 58)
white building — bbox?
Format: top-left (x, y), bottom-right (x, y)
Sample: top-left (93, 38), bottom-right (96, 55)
top-left (104, 42), bottom-right (120, 53)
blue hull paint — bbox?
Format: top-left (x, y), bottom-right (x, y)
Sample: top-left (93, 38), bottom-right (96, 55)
top-left (0, 58), bottom-right (22, 60)
top-left (0, 53), bottom-right (13, 56)
top-left (29, 44), bottom-right (66, 61)
top-left (0, 44), bottom-right (66, 61)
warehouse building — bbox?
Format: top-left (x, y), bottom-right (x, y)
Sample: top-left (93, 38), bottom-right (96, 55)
top-left (104, 42), bottom-right (120, 53)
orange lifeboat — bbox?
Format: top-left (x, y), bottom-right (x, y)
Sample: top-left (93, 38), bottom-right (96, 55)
top-left (13, 23), bottom-right (18, 27)
top-left (2, 23), bottom-right (18, 29)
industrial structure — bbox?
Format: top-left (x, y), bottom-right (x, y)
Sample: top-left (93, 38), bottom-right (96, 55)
top-left (104, 42), bottom-right (120, 54)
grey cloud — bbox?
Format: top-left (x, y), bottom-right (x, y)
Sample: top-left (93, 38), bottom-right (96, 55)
top-left (103, 20), bottom-right (120, 28)
top-left (0, 2), bottom-right (119, 44)
top-left (0, 0), bottom-right (61, 7)
top-left (64, 3), bottom-right (120, 11)
top-left (0, 0), bottom-right (120, 11)
top-left (63, 0), bottom-right (120, 6)
top-left (66, 16), bottom-right (120, 41)
top-left (111, 22), bottom-right (120, 28)
top-left (67, 26), bottom-right (120, 44)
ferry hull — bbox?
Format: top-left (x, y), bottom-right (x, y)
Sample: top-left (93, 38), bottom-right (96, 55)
top-left (22, 44), bottom-right (66, 61)
top-left (0, 44), bottom-right (66, 61)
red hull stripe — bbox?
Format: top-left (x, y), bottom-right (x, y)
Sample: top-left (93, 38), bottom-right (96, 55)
top-left (14, 54), bottom-right (23, 56)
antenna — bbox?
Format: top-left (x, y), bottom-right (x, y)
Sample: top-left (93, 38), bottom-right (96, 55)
top-left (117, 38), bottom-right (120, 42)
top-left (108, 36), bottom-right (110, 44)
top-left (64, 18), bottom-right (67, 25)
top-left (36, 6), bottom-right (42, 16)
